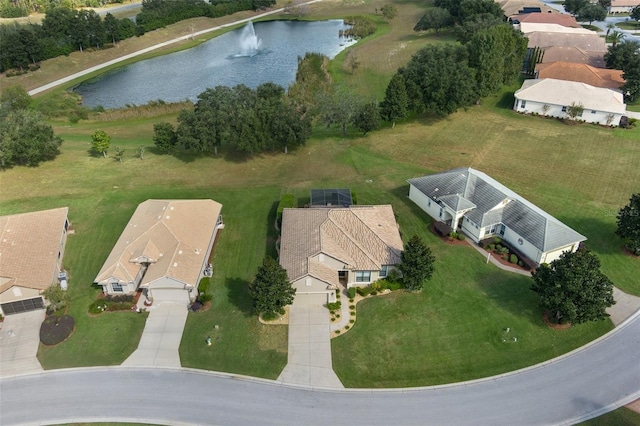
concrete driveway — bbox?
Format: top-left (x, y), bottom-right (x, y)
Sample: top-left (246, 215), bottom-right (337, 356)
top-left (122, 302), bottom-right (188, 368)
top-left (277, 294), bottom-right (343, 388)
top-left (0, 310), bottom-right (45, 377)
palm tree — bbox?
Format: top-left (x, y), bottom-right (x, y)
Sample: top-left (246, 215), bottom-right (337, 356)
top-left (606, 22), bottom-right (616, 37)
top-left (609, 30), bottom-right (625, 47)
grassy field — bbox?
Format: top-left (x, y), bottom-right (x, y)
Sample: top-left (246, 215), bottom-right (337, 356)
top-left (1, 0), bottom-right (638, 389)
top-left (579, 407), bottom-right (640, 425)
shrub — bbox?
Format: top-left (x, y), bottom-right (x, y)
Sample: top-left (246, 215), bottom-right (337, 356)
top-left (518, 260), bottom-right (524, 267)
top-left (335, 330), bottom-right (341, 334)
top-left (349, 305), bottom-right (355, 310)
top-left (349, 298), bottom-right (354, 303)
top-left (331, 317), bottom-right (336, 322)
top-left (449, 231), bottom-right (458, 239)
top-left (277, 194), bottom-right (295, 225)
top-left (40, 315), bottom-right (75, 346)
top-left (496, 244), bottom-right (503, 251)
top-left (493, 237), bottom-right (502, 245)
top-left (509, 254), bottom-right (518, 264)
top-left (370, 291), bottom-right (378, 296)
top-left (347, 287), bottom-right (356, 298)
top-left (198, 277), bottom-right (209, 293)
top-left (344, 325), bottom-right (350, 330)
top-left (88, 295), bottom-right (135, 314)
top-left (198, 293), bottom-right (213, 303)
top-left (357, 286), bottom-right (372, 297)
top-left (499, 247), bottom-right (509, 254)
top-left (457, 233), bottom-right (466, 241)
top-left (487, 244), bottom-right (495, 251)
top-left (262, 311), bottom-right (278, 321)
top-left (349, 319), bottom-right (355, 324)
top-left (326, 301), bottom-right (341, 312)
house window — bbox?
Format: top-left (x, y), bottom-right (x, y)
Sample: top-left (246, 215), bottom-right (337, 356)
top-left (518, 238), bottom-right (524, 245)
top-left (428, 200), bottom-right (431, 207)
top-left (591, 110), bottom-right (597, 114)
top-left (561, 106), bottom-right (567, 112)
top-left (499, 224), bottom-right (506, 236)
top-left (112, 282), bottom-right (123, 292)
top-left (379, 265), bottom-right (388, 278)
top-left (355, 271), bottom-right (371, 282)
top-left (439, 208), bottom-right (443, 218)
top-left (520, 100), bottom-right (526, 108)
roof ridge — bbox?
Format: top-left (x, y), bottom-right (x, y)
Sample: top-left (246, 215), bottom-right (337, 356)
top-left (327, 210), bottom-right (385, 268)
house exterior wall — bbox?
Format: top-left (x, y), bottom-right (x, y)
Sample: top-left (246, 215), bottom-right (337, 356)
top-left (195, 221), bottom-right (224, 285)
top-left (0, 286), bottom-right (41, 304)
top-left (311, 253), bottom-right (347, 270)
top-left (102, 280), bottom-right (137, 296)
top-left (513, 98), bottom-right (623, 126)
top-left (409, 184), bottom-right (449, 223)
top-left (540, 243), bottom-right (580, 264)
top-left (501, 226), bottom-right (545, 264)
top-left (461, 217), bottom-right (483, 242)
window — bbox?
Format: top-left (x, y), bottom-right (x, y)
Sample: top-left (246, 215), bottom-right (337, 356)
top-left (561, 106), bottom-right (567, 112)
top-left (112, 282), bottom-right (123, 292)
top-left (591, 110), bottom-right (597, 114)
top-left (355, 271), bottom-right (371, 282)
top-left (520, 100), bottom-right (526, 109)
top-left (439, 208), bottom-right (443, 218)
top-left (428, 200), bottom-right (431, 207)
top-left (518, 238), bottom-right (524, 245)
top-left (379, 265), bottom-right (388, 278)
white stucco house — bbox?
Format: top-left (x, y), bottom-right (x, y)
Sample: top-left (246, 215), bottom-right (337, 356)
top-left (0, 208), bottom-right (71, 316)
top-left (609, 0), bottom-right (640, 13)
top-left (513, 78), bottom-right (626, 126)
top-left (279, 205), bottom-right (403, 304)
top-left (94, 199), bottom-right (224, 305)
top-left (408, 168), bottom-right (586, 266)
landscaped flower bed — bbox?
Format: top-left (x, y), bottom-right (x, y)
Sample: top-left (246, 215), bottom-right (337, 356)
top-left (88, 295), bottom-right (136, 314)
top-left (40, 315), bottom-right (75, 346)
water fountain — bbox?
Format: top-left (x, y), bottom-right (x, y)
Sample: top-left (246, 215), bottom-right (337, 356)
top-left (235, 21), bottom-right (262, 57)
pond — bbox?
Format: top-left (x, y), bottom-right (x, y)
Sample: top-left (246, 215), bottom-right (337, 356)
top-left (73, 20), bottom-right (355, 109)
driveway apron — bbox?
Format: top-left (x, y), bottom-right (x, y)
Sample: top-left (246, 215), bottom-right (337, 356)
top-left (278, 294), bottom-right (343, 388)
top-left (0, 310), bottom-right (45, 377)
top-left (122, 302), bottom-right (188, 368)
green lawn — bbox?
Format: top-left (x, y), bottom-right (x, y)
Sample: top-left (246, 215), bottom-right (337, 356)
top-left (579, 407), bottom-right (640, 425)
top-left (1, 0), bottom-right (638, 385)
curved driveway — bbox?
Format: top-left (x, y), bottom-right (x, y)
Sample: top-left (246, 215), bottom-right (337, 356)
top-left (2, 311), bottom-right (639, 426)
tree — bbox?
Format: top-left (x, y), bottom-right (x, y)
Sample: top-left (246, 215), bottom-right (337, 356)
top-left (604, 40), bottom-right (639, 70)
top-left (565, 102), bottom-right (585, 122)
top-left (531, 248), bottom-right (615, 324)
top-left (399, 235), bottom-right (435, 291)
top-left (576, 4), bottom-right (606, 24)
top-left (598, 0), bottom-right (612, 8)
top-left (616, 193), bottom-right (640, 255)
top-left (414, 7), bottom-right (453, 33)
top-left (631, 5), bottom-right (640, 28)
top-left (353, 101), bottom-right (381, 135)
top-left (248, 256), bottom-right (296, 319)
top-left (621, 55), bottom-right (640, 103)
top-left (564, 0), bottom-right (589, 15)
top-left (458, 0), bottom-right (503, 22)
top-left (153, 122), bottom-right (177, 153)
top-left (467, 24), bottom-right (528, 97)
top-left (114, 146), bottom-right (125, 163)
top-left (605, 22), bottom-right (615, 37)
top-left (454, 13), bottom-right (504, 44)
top-left (609, 30), bottom-right (625, 47)
top-left (381, 4), bottom-right (397, 20)
top-left (91, 129), bottom-right (111, 158)
top-left (43, 283), bottom-right (69, 313)
top-left (0, 85), bottom-right (32, 114)
top-left (346, 53), bottom-right (360, 74)
top-left (380, 73), bottom-right (409, 127)
top-left (400, 44), bottom-right (477, 116)
top-left (0, 109), bottom-right (62, 168)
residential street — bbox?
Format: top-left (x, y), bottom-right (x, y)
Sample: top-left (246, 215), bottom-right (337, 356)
top-left (2, 311), bottom-right (639, 426)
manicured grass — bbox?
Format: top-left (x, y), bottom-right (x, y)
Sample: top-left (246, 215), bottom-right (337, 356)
top-left (616, 21), bottom-right (640, 30)
top-left (579, 407), bottom-right (640, 425)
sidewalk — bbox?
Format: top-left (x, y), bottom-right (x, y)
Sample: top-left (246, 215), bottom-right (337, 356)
top-left (466, 240), bottom-right (531, 276)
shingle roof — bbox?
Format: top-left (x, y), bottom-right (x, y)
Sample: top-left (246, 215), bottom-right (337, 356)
top-left (513, 12), bottom-right (580, 27)
top-left (540, 46), bottom-right (606, 68)
top-left (520, 23), bottom-right (594, 34)
top-left (0, 207), bottom-right (68, 293)
top-left (611, 0), bottom-right (640, 7)
top-left (94, 199), bottom-right (222, 288)
top-left (514, 78), bottom-right (626, 114)
top-left (536, 61), bottom-right (625, 89)
top-left (279, 206), bottom-right (403, 284)
top-left (408, 168), bottom-right (586, 252)
top-left (526, 32), bottom-right (607, 52)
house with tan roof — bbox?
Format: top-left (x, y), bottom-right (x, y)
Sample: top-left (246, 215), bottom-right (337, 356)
top-left (94, 199), bottom-right (223, 305)
top-left (510, 11), bottom-right (580, 28)
top-left (519, 23), bottom-right (594, 34)
top-left (535, 61), bottom-right (625, 89)
top-left (0, 208), bottom-right (70, 316)
top-left (498, 0), bottom-right (556, 18)
top-left (539, 46), bottom-right (606, 68)
top-left (513, 78), bottom-right (626, 126)
top-left (525, 32), bottom-right (607, 52)
top-left (610, 0), bottom-right (640, 13)
top-left (279, 205), bottom-right (403, 304)
top-left (408, 168), bottom-right (586, 266)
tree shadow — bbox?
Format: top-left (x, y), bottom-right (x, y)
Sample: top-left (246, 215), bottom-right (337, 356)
top-left (266, 200), bottom-right (278, 260)
top-left (225, 277), bottom-right (253, 317)
top-left (495, 91), bottom-right (516, 110)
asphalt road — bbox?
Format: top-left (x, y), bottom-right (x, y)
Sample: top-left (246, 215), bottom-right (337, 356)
top-left (2, 311), bottom-right (639, 426)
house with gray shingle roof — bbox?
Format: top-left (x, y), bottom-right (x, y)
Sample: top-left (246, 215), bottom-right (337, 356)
top-left (408, 168), bottom-right (586, 265)
top-left (94, 199), bottom-right (224, 305)
top-left (279, 206), bottom-right (403, 304)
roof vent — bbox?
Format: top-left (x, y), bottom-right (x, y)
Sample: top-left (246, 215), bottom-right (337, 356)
top-left (173, 262), bottom-right (178, 267)
top-left (165, 215), bottom-right (170, 219)
top-left (195, 249), bottom-right (200, 255)
top-left (178, 250), bottom-right (183, 255)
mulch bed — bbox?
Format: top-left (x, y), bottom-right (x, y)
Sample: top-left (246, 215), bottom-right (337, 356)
top-left (487, 250), bottom-right (531, 272)
top-left (622, 246), bottom-right (640, 258)
top-left (40, 315), bottom-right (76, 345)
top-left (542, 311), bottom-right (571, 330)
top-left (190, 301), bottom-right (211, 313)
top-left (429, 224), bottom-right (468, 246)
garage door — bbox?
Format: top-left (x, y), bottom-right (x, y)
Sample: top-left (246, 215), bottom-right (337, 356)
top-left (293, 293), bottom-right (328, 306)
top-left (1, 297), bottom-right (45, 315)
top-left (150, 289), bottom-right (190, 305)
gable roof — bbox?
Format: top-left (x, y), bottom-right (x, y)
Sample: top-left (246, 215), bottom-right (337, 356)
top-left (94, 199), bottom-right (222, 288)
top-left (535, 61), bottom-right (625, 89)
top-left (514, 78), bottom-right (626, 114)
top-left (540, 46), bottom-right (606, 68)
top-left (526, 32), bottom-right (607, 52)
top-left (279, 206), bottom-right (403, 285)
top-left (611, 0), bottom-right (640, 7)
top-left (408, 168), bottom-right (587, 253)
top-left (513, 12), bottom-right (580, 27)
top-left (0, 207), bottom-right (68, 294)
top-left (520, 22), bottom-right (594, 34)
